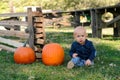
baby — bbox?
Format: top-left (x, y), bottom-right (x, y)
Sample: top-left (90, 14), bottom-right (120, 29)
top-left (67, 26), bottom-right (96, 69)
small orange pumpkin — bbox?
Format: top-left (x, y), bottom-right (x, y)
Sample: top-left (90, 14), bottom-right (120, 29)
top-left (42, 43), bottom-right (64, 66)
top-left (14, 47), bottom-right (36, 64)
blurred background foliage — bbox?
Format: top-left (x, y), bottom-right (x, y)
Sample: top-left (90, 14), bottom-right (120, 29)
top-left (0, 0), bottom-right (120, 13)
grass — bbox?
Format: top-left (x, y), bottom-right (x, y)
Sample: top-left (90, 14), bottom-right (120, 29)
top-left (0, 27), bottom-right (120, 80)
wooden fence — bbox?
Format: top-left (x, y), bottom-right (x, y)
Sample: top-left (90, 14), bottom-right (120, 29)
top-left (43, 5), bottom-right (120, 38)
top-left (0, 7), bottom-right (46, 58)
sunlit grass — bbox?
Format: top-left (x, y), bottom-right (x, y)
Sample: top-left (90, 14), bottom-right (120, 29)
top-left (0, 27), bottom-right (120, 80)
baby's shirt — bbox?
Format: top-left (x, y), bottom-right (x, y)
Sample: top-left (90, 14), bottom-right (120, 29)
top-left (69, 39), bottom-right (96, 61)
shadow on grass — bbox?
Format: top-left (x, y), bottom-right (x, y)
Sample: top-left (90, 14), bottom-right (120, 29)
top-left (88, 33), bottom-right (120, 41)
top-left (103, 35), bottom-right (120, 41)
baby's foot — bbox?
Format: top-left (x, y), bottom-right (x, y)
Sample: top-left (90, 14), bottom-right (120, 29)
top-left (67, 61), bottom-right (74, 69)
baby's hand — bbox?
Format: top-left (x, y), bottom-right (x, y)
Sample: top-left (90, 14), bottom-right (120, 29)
top-left (72, 53), bottom-right (78, 58)
top-left (85, 59), bottom-right (91, 66)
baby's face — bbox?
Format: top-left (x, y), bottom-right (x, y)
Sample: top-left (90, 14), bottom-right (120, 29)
top-left (74, 30), bottom-right (87, 45)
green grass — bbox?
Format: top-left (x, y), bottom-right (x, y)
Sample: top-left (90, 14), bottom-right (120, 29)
top-left (0, 27), bottom-right (120, 80)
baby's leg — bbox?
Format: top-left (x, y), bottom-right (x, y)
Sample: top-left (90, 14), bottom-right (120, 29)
top-left (71, 57), bottom-right (85, 66)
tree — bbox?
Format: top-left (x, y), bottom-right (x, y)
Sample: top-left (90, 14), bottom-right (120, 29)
top-left (0, 0), bottom-right (120, 13)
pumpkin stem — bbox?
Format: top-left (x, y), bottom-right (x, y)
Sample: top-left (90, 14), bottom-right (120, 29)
top-left (23, 39), bottom-right (29, 47)
top-left (23, 41), bottom-right (27, 47)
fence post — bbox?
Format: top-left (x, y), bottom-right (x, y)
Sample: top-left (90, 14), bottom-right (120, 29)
top-left (27, 8), bottom-right (35, 50)
top-left (91, 9), bottom-right (97, 38)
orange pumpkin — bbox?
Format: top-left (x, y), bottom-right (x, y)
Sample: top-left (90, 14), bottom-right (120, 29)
top-left (42, 43), bottom-right (64, 66)
top-left (14, 47), bottom-right (36, 64)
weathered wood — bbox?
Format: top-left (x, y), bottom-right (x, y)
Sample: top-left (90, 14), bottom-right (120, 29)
top-left (35, 34), bottom-right (44, 38)
top-left (95, 10), bottom-right (102, 38)
top-left (0, 12), bottom-right (27, 17)
top-left (0, 7), bottom-right (46, 58)
top-left (34, 12), bottom-right (45, 55)
top-left (42, 27), bottom-right (46, 41)
top-left (0, 25), bottom-right (16, 29)
top-left (0, 30), bottom-right (29, 39)
top-left (35, 28), bottom-right (44, 33)
top-left (0, 44), bottom-right (16, 52)
top-left (34, 23), bottom-right (43, 27)
top-left (106, 15), bottom-right (120, 26)
top-left (0, 20), bottom-right (28, 26)
top-left (36, 52), bottom-right (42, 58)
top-left (27, 8), bottom-right (35, 50)
top-left (36, 39), bottom-right (44, 44)
top-left (113, 21), bottom-right (120, 37)
top-left (0, 37), bottom-right (24, 47)
top-left (90, 9), bottom-right (97, 38)
top-left (73, 12), bottom-right (80, 27)
top-left (32, 11), bottom-right (43, 17)
top-left (34, 17), bottom-right (44, 22)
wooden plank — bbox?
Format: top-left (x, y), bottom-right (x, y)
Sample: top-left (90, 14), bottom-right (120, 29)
top-left (90, 9), bottom-right (97, 38)
top-left (0, 12), bottom-right (27, 17)
top-left (0, 25), bottom-right (17, 29)
top-left (0, 20), bottom-right (28, 26)
top-left (35, 28), bottom-right (44, 33)
top-left (32, 12), bottom-right (43, 17)
top-left (0, 44), bottom-right (16, 52)
top-left (35, 34), bottom-right (44, 38)
top-left (106, 15), bottom-right (120, 26)
top-left (27, 8), bottom-right (35, 50)
top-left (95, 10), bottom-right (102, 38)
top-left (74, 12), bottom-right (80, 27)
top-left (35, 52), bottom-right (42, 58)
top-left (34, 17), bottom-right (44, 22)
top-left (113, 23), bottom-right (120, 37)
top-left (0, 37), bottom-right (24, 47)
top-left (36, 39), bottom-right (44, 44)
top-left (34, 23), bottom-right (43, 27)
top-left (0, 30), bottom-right (29, 39)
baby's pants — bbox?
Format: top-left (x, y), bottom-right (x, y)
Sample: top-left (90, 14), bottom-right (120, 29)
top-left (71, 57), bottom-right (94, 66)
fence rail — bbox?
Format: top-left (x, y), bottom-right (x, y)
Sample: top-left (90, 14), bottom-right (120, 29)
top-left (0, 12), bottom-right (27, 17)
top-left (0, 7), bottom-right (45, 59)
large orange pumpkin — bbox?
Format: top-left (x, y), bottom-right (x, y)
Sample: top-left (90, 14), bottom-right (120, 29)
top-left (14, 47), bottom-right (36, 64)
top-left (42, 43), bottom-right (64, 66)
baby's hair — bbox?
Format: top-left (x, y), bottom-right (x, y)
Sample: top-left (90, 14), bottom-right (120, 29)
top-left (74, 26), bottom-right (86, 33)
top-left (73, 26), bottom-right (87, 37)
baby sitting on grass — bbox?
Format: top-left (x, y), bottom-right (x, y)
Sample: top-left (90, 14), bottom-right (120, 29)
top-left (67, 26), bottom-right (96, 69)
